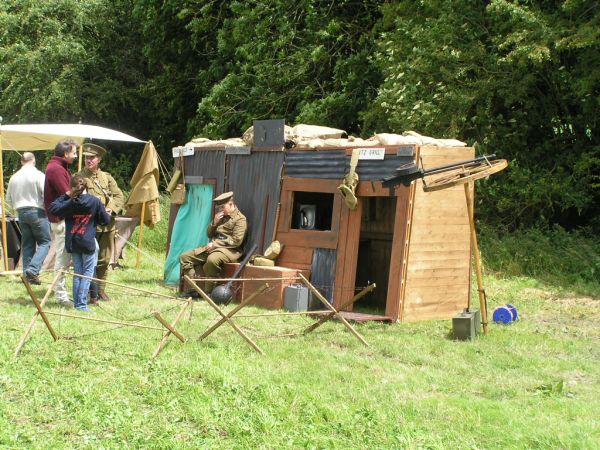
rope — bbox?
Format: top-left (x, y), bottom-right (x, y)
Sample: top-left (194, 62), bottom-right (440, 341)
top-left (115, 232), bottom-right (165, 267)
top-left (93, 300), bottom-right (182, 323)
top-left (155, 152), bottom-right (171, 189)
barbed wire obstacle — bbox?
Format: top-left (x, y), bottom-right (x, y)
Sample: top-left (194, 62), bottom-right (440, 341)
top-left (14, 270), bottom-right (192, 359)
top-left (186, 274), bottom-right (375, 354)
top-left (16, 270), bottom-right (375, 359)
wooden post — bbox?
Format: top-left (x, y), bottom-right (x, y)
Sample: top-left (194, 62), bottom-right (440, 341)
top-left (153, 311), bottom-right (187, 343)
top-left (20, 275), bottom-right (58, 341)
top-left (184, 275), bottom-right (264, 354)
top-left (150, 300), bottom-right (191, 359)
top-left (15, 272), bottom-right (62, 356)
top-left (272, 202), bottom-right (281, 243)
top-left (299, 274), bottom-right (369, 347)
top-left (464, 181), bottom-right (488, 335)
top-left (0, 124), bottom-right (9, 272)
top-left (78, 143), bottom-right (83, 172)
top-left (136, 202), bottom-right (146, 269)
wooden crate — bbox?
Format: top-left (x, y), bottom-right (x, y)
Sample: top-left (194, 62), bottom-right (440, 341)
top-left (222, 263), bottom-right (307, 309)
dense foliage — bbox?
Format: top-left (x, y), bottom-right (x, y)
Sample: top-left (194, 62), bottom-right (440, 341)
top-left (1, 0), bottom-right (598, 231)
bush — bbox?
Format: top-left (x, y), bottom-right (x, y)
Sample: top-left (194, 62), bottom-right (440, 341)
top-left (479, 225), bottom-right (600, 296)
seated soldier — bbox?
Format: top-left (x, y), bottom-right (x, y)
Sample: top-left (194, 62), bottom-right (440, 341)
top-left (179, 191), bottom-right (247, 298)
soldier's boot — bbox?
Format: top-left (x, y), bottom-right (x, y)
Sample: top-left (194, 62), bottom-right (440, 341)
top-left (178, 269), bottom-right (200, 298)
top-left (89, 281), bottom-right (99, 305)
top-left (98, 288), bottom-right (111, 302)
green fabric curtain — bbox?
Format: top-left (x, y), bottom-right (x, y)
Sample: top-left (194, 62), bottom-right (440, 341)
top-left (163, 184), bottom-right (214, 285)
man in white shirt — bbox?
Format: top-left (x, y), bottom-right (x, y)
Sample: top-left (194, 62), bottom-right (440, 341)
top-left (6, 152), bottom-right (51, 284)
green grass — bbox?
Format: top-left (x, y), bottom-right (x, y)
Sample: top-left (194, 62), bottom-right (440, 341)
top-left (1, 220), bottom-right (599, 449)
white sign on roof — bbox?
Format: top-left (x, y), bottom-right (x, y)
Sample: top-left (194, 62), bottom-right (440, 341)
top-left (172, 145), bottom-right (194, 158)
top-left (358, 147), bottom-right (385, 160)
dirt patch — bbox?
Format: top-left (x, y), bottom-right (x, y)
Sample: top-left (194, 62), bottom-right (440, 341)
top-left (553, 295), bottom-right (599, 308)
top-left (521, 287), bottom-right (554, 300)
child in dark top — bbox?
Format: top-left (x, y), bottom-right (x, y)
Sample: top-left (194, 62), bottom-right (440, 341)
top-left (49, 175), bottom-right (111, 312)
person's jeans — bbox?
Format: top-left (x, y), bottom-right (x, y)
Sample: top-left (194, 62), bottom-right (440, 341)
top-left (50, 221), bottom-right (72, 302)
top-left (17, 207), bottom-right (51, 276)
top-left (72, 242), bottom-right (99, 310)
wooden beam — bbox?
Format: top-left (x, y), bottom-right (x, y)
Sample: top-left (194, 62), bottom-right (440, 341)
top-left (151, 300), bottom-right (191, 359)
top-left (136, 201), bottom-right (146, 269)
top-left (15, 272), bottom-right (62, 356)
top-left (464, 181), bottom-right (488, 334)
top-left (184, 275), bottom-right (264, 354)
top-left (199, 283), bottom-right (270, 340)
top-left (20, 275), bottom-right (58, 341)
top-left (299, 274), bottom-right (369, 347)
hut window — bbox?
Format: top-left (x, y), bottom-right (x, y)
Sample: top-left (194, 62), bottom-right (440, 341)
top-left (291, 192), bottom-right (334, 231)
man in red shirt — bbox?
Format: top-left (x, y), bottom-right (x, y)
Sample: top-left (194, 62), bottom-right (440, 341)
top-left (44, 140), bottom-right (78, 306)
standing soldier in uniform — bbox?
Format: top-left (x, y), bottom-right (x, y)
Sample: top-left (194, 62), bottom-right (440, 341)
top-left (179, 191), bottom-right (247, 297)
top-left (77, 143), bottom-right (124, 301)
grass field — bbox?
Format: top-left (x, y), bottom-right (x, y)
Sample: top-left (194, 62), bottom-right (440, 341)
top-left (1, 223), bottom-right (599, 449)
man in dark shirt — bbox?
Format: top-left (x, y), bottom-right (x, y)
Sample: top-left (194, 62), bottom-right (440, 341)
top-left (44, 140), bottom-right (78, 306)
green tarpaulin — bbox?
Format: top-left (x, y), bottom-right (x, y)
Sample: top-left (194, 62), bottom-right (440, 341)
top-left (163, 184), bottom-right (214, 285)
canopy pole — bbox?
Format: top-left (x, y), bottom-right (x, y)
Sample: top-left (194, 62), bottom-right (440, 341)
top-left (78, 144), bottom-right (83, 172)
top-left (136, 201), bottom-right (146, 269)
top-left (0, 120), bottom-right (10, 272)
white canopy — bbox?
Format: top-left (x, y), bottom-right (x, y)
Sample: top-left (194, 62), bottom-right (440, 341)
top-left (0, 123), bottom-right (145, 151)
top-left (0, 123), bottom-right (146, 271)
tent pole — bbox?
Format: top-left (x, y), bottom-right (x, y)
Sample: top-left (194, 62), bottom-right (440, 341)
top-left (0, 122), bottom-right (10, 272)
top-left (78, 144), bottom-right (83, 172)
top-left (136, 201), bottom-right (146, 269)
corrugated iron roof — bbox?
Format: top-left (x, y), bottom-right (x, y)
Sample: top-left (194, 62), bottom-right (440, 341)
top-left (284, 151), bottom-right (414, 180)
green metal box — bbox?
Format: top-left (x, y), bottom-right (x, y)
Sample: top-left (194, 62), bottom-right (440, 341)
top-left (452, 310), bottom-right (481, 340)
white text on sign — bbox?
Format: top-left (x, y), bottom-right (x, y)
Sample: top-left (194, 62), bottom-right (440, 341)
top-left (358, 148), bottom-right (385, 160)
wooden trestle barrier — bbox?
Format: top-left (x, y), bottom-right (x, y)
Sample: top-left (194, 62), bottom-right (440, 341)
top-left (15, 270), bottom-right (192, 358)
top-left (16, 270), bottom-right (375, 359)
top-left (188, 274), bottom-right (374, 353)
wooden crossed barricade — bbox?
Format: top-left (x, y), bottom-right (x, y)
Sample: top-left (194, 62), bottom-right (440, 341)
top-left (15, 270), bottom-right (375, 359)
top-left (15, 270), bottom-right (192, 359)
top-left (187, 273), bottom-right (375, 354)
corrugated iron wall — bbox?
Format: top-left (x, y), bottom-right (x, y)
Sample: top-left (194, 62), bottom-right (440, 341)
top-left (228, 151), bottom-right (285, 254)
top-left (284, 151), bottom-right (414, 180)
top-left (310, 248), bottom-right (337, 302)
top-left (183, 149), bottom-right (226, 193)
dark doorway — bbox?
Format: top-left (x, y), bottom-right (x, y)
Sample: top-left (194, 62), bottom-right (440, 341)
top-left (353, 196), bottom-right (396, 315)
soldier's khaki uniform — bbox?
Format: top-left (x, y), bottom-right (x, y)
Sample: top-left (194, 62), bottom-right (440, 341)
top-left (180, 207), bottom-right (247, 293)
top-left (77, 167), bottom-right (124, 292)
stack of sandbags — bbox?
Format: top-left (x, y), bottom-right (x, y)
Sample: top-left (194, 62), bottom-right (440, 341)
top-left (185, 137), bottom-right (247, 148)
top-left (190, 124), bottom-right (468, 150)
top-left (249, 241), bottom-right (282, 267)
top-left (368, 131), bottom-right (466, 147)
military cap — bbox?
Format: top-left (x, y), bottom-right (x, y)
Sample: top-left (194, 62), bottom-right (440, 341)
top-left (213, 191), bottom-right (234, 205)
top-left (82, 143), bottom-right (107, 157)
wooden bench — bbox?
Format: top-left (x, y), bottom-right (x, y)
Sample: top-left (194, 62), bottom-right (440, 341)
top-left (222, 263), bottom-right (308, 309)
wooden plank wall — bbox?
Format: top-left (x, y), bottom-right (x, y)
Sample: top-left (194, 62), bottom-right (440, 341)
top-left (402, 145), bottom-right (474, 321)
top-left (275, 178), bottom-right (342, 273)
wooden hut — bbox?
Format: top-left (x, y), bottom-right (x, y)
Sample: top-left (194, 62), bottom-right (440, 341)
top-left (166, 121), bottom-right (474, 322)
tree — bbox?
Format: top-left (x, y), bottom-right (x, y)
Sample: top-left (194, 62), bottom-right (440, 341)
top-left (367, 0), bottom-right (599, 230)
top-left (187, 0), bottom-right (382, 138)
